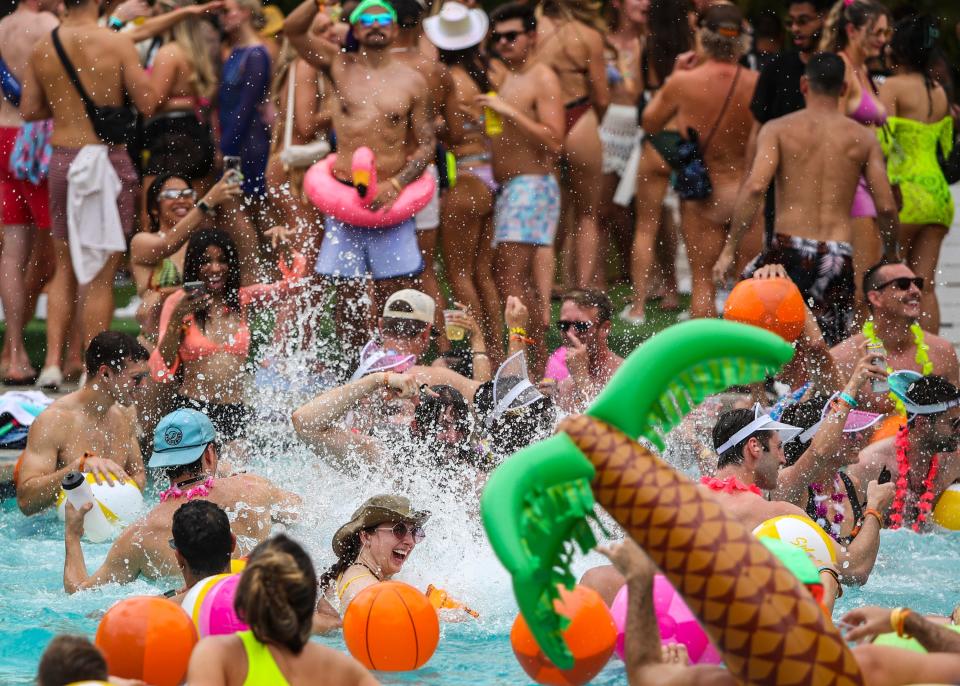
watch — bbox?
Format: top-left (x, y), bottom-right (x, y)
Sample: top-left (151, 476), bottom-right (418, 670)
top-left (196, 200), bottom-right (216, 217)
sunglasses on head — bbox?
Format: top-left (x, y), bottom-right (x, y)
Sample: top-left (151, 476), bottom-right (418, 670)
top-left (357, 13), bottom-right (393, 27)
top-left (158, 188), bottom-right (197, 201)
top-left (376, 522), bottom-right (426, 543)
top-left (557, 320), bottom-right (593, 335)
top-left (873, 276), bottom-right (924, 292)
top-left (491, 29), bottom-right (523, 43)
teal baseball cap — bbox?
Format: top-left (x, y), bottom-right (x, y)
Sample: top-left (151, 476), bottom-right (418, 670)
top-left (149, 409), bottom-right (216, 469)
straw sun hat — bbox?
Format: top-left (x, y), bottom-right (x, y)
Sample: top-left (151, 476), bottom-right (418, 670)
top-left (332, 494), bottom-right (431, 557)
top-left (423, 2), bottom-right (489, 51)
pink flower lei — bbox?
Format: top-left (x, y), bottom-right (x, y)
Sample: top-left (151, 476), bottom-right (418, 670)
top-left (160, 477), bottom-right (215, 502)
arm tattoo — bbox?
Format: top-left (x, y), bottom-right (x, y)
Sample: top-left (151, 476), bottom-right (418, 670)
top-left (394, 115), bottom-right (435, 187)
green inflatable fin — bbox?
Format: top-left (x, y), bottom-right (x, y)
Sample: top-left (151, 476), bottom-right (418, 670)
top-left (481, 320), bottom-right (794, 669)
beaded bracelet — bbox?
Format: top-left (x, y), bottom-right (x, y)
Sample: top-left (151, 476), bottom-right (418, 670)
top-left (818, 567), bottom-right (843, 598)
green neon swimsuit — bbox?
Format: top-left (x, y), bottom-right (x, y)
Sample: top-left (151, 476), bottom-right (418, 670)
top-left (238, 630), bottom-right (291, 686)
top-left (880, 115), bottom-right (955, 227)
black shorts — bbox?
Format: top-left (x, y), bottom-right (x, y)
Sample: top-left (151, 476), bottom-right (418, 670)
top-left (742, 233), bottom-right (855, 347)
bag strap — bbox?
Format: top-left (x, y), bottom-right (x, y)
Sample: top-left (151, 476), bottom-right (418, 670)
top-left (283, 60), bottom-right (296, 151)
top-left (50, 28), bottom-right (98, 112)
top-left (701, 65), bottom-right (741, 155)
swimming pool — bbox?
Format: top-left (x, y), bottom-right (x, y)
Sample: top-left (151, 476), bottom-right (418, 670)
top-left (2, 483), bottom-right (959, 686)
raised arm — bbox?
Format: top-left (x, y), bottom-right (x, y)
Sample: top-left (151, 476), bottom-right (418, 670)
top-left (130, 177), bottom-right (241, 272)
top-left (835, 479), bottom-right (894, 585)
top-left (283, 0), bottom-right (340, 72)
top-left (117, 33), bottom-right (157, 117)
top-left (713, 123), bottom-right (779, 283)
top-left (126, 1), bottom-right (223, 43)
top-left (64, 502), bottom-right (144, 593)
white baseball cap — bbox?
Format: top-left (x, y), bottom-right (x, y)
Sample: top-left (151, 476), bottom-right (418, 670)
top-left (423, 2), bottom-right (489, 51)
top-left (383, 288), bottom-right (436, 324)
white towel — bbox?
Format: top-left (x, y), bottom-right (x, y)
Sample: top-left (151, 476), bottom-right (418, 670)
top-left (0, 391), bottom-right (53, 425)
top-left (66, 146), bottom-right (125, 285)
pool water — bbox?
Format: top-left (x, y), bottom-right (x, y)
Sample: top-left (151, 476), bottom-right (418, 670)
top-left (2, 360), bottom-right (958, 686)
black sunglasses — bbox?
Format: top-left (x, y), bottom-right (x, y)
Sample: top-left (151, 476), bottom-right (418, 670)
top-left (873, 276), bottom-right (924, 292)
top-left (491, 29), bottom-right (523, 43)
top-left (376, 522), bottom-right (426, 543)
top-left (557, 320), bottom-right (593, 335)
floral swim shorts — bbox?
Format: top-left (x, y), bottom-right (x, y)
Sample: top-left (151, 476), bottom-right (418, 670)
top-left (493, 174), bottom-right (560, 247)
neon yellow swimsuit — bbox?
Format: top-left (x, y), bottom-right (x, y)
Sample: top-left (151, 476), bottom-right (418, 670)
top-left (880, 115), bottom-right (955, 226)
top-left (238, 630), bottom-right (290, 686)
top-left (336, 567), bottom-right (377, 602)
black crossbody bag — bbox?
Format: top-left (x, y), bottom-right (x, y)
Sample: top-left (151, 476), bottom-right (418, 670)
top-left (51, 27), bottom-right (135, 146)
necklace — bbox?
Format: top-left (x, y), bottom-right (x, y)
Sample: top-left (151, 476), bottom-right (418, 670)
top-left (889, 423), bottom-right (939, 532)
top-left (160, 476), bottom-right (215, 502)
top-left (355, 556), bottom-right (383, 581)
top-left (700, 475), bottom-right (762, 496)
top-left (810, 475), bottom-right (846, 540)
top-left (862, 320), bottom-right (933, 414)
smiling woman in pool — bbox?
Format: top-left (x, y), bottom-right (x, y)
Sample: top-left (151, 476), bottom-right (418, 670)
top-left (320, 495), bottom-right (430, 611)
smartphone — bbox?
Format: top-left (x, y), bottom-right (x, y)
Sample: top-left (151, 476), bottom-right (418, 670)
top-left (183, 281), bottom-right (205, 295)
top-left (878, 465), bottom-right (891, 484)
top-left (223, 156), bottom-right (242, 176)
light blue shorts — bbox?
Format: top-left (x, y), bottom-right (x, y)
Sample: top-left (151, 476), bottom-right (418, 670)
top-left (314, 216), bottom-right (423, 280)
top-left (493, 174), bottom-right (561, 247)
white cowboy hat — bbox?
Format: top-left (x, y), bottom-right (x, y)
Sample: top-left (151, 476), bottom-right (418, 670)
top-left (423, 2), bottom-right (488, 51)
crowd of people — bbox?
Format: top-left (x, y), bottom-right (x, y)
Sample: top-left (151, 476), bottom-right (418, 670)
top-left (2, 0), bottom-right (960, 681)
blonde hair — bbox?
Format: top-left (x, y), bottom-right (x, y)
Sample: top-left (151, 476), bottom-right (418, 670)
top-left (236, 0), bottom-right (267, 29)
top-left (168, 19), bottom-right (220, 102)
top-left (542, 0), bottom-right (609, 43)
top-left (819, 0), bottom-right (888, 53)
top-left (234, 535), bottom-right (317, 654)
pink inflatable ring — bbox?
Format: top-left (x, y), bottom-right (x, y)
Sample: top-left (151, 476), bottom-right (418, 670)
top-left (304, 146), bottom-right (436, 228)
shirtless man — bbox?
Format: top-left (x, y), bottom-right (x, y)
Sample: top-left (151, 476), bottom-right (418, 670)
top-left (832, 262), bottom-right (959, 413)
top-left (21, 0), bottom-right (156, 389)
top-left (16, 332), bottom-right (148, 516)
top-left (713, 52), bottom-right (899, 346)
top-left (534, 0), bottom-right (609, 289)
top-left (284, 0), bottom-right (435, 352)
top-left (480, 2), bottom-right (564, 371)
top-left (553, 289), bottom-right (623, 413)
top-left (849, 376), bottom-right (960, 532)
top-left (703, 407), bottom-right (894, 590)
top-left (643, 4), bottom-right (758, 320)
top-left (390, 0), bottom-right (449, 341)
top-left (0, 0), bottom-right (58, 385)
top-left (63, 409), bottom-right (301, 589)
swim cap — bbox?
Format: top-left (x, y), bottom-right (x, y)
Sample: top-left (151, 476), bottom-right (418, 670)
top-left (349, 0), bottom-right (398, 24)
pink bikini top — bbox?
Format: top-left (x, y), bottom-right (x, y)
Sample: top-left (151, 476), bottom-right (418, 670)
top-left (150, 253), bottom-right (307, 381)
top-left (850, 82), bottom-right (887, 127)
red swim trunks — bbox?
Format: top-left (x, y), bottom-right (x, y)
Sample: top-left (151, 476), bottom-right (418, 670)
top-left (0, 126), bottom-right (50, 229)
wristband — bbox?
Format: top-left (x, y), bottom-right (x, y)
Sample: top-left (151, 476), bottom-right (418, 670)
top-left (108, 15), bottom-right (125, 30)
top-left (818, 567), bottom-right (843, 598)
top-left (838, 392), bottom-right (858, 408)
top-left (864, 508), bottom-right (884, 527)
top-left (197, 200), bottom-right (217, 217)
top-left (510, 334), bottom-right (535, 345)
top-left (78, 454), bottom-right (87, 472)
top-left (508, 327), bottom-right (527, 337)
top-left (388, 177), bottom-right (402, 194)
top-left (472, 351), bottom-right (488, 358)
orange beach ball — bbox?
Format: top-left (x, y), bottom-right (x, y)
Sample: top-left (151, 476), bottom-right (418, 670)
top-left (723, 276), bottom-right (806, 342)
top-left (343, 581), bottom-right (440, 671)
top-left (511, 585), bottom-right (617, 686)
top-left (94, 596), bottom-right (197, 686)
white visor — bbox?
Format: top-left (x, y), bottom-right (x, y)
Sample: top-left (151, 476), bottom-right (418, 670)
top-left (486, 351), bottom-right (544, 427)
top-left (716, 403), bottom-right (803, 456)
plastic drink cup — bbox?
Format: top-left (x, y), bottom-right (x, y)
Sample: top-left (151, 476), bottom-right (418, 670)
top-left (444, 310), bottom-right (467, 341)
top-left (867, 340), bottom-right (889, 392)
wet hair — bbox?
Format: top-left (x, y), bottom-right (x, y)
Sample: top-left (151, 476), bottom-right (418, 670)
top-left (438, 46), bottom-right (491, 94)
top-left (563, 289), bottom-right (612, 324)
top-left (905, 375), bottom-right (960, 417)
top-left (436, 349), bottom-right (473, 379)
top-left (779, 397), bottom-right (830, 465)
top-left (172, 500), bottom-right (233, 578)
top-left (889, 15), bottom-right (939, 80)
top-left (489, 2), bottom-right (536, 33)
top-left (392, 0), bottom-right (425, 29)
top-left (320, 526), bottom-right (374, 591)
top-left (805, 52), bottom-right (846, 95)
top-left (713, 408), bottom-right (772, 469)
top-left (146, 173), bottom-right (191, 232)
top-left (474, 379), bottom-right (556, 458)
top-left (37, 635), bottom-right (108, 686)
top-left (182, 229), bottom-right (242, 331)
top-left (84, 331), bottom-right (148, 377)
top-left (698, 4), bottom-right (748, 62)
top-left (819, 0), bottom-right (888, 53)
top-left (235, 534), bottom-right (317, 655)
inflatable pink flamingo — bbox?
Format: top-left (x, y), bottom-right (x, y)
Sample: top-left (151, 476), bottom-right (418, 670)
top-left (303, 146), bottom-right (436, 228)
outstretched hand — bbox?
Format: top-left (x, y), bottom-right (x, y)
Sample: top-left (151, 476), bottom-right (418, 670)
top-left (596, 538), bottom-right (657, 581)
top-left (839, 605), bottom-right (894, 644)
